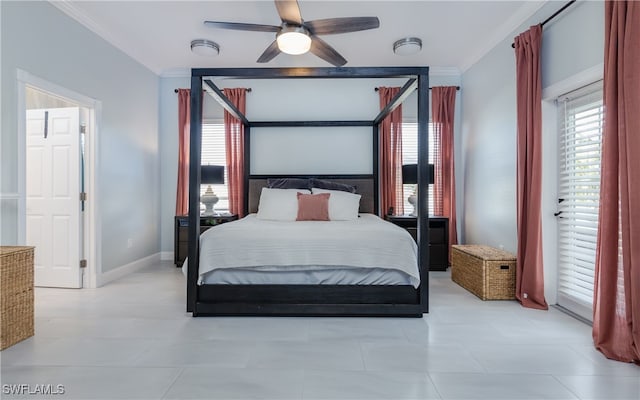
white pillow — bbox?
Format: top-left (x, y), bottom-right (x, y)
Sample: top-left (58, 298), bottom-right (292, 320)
top-left (311, 188), bottom-right (361, 220)
top-left (256, 188), bottom-right (310, 221)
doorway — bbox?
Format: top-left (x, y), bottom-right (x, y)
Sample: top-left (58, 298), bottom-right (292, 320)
top-left (18, 70), bottom-right (101, 288)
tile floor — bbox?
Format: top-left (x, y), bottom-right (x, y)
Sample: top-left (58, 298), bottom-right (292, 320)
top-left (1, 262), bottom-right (638, 399)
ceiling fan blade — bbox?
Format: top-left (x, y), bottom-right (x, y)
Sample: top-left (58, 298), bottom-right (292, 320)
top-left (257, 40), bottom-right (282, 63)
top-left (204, 21), bottom-right (280, 33)
top-left (309, 36), bottom-right (347, 67)
top-left (305, 17), bottom-right (380, 35)
top-left (274, 0), bottom-right (303, 25)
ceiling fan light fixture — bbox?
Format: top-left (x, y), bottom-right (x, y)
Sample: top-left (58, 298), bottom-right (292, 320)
top-left (393, 37), bottom-right (422, 56)
top-left (277, 26), bottom-right (311, 55)
top-left (191, 39), bottom-right (220, 57)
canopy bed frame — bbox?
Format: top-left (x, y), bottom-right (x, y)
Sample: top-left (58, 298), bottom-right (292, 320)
top-left (187, 66), bottom-right (430, 317)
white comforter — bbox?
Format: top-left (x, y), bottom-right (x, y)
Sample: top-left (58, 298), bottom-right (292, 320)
top-left (194, 214), bottom-right (419, 287)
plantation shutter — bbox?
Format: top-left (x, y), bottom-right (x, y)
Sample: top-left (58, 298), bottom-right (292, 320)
top-left (556, 81), bottom-right (603, 321)
top-left (201, 122), bottom-right (229, 211)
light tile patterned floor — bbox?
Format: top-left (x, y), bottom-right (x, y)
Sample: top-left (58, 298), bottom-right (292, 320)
top-left (1, 262), bottom-right (638, 399)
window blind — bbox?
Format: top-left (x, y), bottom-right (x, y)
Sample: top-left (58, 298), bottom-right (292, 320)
top-left (202, 121), bottom-right (435, 215)
top-left (402, 122), bottom-right (436, 215)
top-left (556, 81), bottom-right (603, 321)
top-left (201, 122), bottom-right (229, 211)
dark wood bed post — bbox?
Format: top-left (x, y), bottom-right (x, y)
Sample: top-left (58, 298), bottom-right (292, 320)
top-left (417, 72), bottom-right (430, 313)
top-left (243, 124), bottom-right (250, 215)
top-left (372, 124), bottom-right (380, 215)
top-left (186, 75), bottom-right (203, 313)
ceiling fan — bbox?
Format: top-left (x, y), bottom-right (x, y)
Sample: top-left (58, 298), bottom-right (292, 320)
top-left (204, 0), bottom-right (380, 66)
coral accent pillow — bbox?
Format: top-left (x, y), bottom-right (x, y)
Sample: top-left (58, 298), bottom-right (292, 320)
top-left (296, 193), bottom-right (330, 221)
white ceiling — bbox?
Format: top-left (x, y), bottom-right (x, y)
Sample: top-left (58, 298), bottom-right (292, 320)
top-left (52, 0), bottom-right (547, 76)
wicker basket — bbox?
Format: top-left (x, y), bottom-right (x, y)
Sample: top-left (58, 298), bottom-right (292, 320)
top-left (451, 245), bottom-right (516, 300)
top-left (1, 246), bottom-right (35, 350)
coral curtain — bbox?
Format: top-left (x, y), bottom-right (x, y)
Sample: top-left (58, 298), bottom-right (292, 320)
top-left (592, 1), bottom-right (640, 363)
top-left (175, 89), bottom-right (190, 215)
top-left (514, 25), bottom-right (548, 310)
top-left (378, 87), bottom-right (403, 216)
top-left (223, 88), bottom-right (247, 217)
top-left (431, 86), bottom-right (458, 254)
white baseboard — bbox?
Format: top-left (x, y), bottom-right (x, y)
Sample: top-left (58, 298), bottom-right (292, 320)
top-left (160, 251), bottom-right (174, 261)
top-left (97, 252), bottom-right (161, 287)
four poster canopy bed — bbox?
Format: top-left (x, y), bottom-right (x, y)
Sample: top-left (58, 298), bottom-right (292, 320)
top-left (186, 66), bottom-right (431, 317)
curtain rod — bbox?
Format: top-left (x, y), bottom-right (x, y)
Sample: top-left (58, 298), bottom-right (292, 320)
top-left (174, 88), bottom-right (252, 93)
top-left (511, 0), bottom-right (576, 48)
top-left (374, 86), bottom-right (460, 92)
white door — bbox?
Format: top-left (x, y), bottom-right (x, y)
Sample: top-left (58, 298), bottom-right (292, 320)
top-left (556, 81), bottom-right (603, 321)
top-left (26, 107), bottom-right (82, 288)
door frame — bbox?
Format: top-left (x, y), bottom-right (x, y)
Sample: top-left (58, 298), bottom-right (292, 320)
top-left (17, 69), bottom-right (102, 289)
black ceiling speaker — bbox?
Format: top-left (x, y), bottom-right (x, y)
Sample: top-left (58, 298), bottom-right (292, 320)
top-left (204, 0), bottom-right (380, 66)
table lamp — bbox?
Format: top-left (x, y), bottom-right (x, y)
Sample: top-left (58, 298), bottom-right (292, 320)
top-left (200, 165), bottom-right (224, 216)
top-left (402, 163), bottom-right (434, 216)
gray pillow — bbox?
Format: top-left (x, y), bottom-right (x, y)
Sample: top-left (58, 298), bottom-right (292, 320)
top-left (266, 178), bottom-right (310, 190)
top-left (309, 178), bottom-right (357, 193)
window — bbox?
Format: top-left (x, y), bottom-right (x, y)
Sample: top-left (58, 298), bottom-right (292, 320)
top-left (201, 121), bottom-right (229, 212)
top-left (401, 122), bottom-right (436, 215)
top-left (556, 81), bottom-right (603, 321)
top-left (202, 120), bottom-right (436, 215)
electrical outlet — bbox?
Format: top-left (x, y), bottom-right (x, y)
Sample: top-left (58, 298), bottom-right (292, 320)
top-left (127, 238), bottom-right (133, 248)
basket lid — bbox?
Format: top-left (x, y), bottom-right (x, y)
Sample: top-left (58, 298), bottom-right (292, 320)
top-left (452, 245), bottom-right (516, 261)
top-left (0, 246), bottom-right (35, 256)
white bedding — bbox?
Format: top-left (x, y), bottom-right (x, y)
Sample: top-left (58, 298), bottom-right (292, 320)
top-left (189, 213), bottom-right (419, 288)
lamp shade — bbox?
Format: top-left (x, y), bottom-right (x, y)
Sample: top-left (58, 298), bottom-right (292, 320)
top-left (402, 163), bottom-right (434, 184)
top-left (427, 164), bottom-right (435, 184)
top-left (201, 165), bottom-right (224, 184)
top-left (402, 164), bottom-right (417, 185)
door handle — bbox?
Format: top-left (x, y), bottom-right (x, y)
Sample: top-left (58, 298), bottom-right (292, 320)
top-left (44, 111), bottom-right (49, 139)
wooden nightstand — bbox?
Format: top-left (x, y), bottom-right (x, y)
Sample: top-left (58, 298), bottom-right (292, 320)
top-left (174, 214), bottom-right (238, 267)
top-left (385, 215), bottom-right (449, 271)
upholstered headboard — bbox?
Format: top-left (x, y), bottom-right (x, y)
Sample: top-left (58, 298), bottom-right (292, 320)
top-left (248, 177), bottom-right (375, 215)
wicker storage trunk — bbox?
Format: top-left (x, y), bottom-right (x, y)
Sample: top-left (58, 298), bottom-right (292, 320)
top-left (1, 246), bottom-right (35, 350)
top-left (451, 245), bottom-right (516, 300)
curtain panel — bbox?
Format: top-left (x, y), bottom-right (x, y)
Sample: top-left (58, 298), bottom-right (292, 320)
top-left (514, 25), bottom-right (548, 310)
top-left (223, 88), bottom-right (247, 217)
top-left (431, 86), bottom-right (458, 254)
top-left (175, 89), bottom-right (190, 216)
top-left (592, 0), bottom-right (640, 363)
top-left (378, 87), bottom-right (403, 216)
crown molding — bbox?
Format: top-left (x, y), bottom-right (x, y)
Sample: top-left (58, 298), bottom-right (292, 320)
top-left (459, 0), bottom-right (547, 72)
top-left (48, 0), bottom-right (161, 75)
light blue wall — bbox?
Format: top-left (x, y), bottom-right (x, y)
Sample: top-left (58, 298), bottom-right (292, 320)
top-left (1, 1), bottom-right (160, 273)
top-left (159, 77), bottom-right (186, 255)
top-left (460, 1), bottom-right (604, 300)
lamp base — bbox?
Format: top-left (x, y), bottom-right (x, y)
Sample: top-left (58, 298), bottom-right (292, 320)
top-left (407, 193), bottom-right (417, 217)
top-left (201, 185), bottom-right (219, 216)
